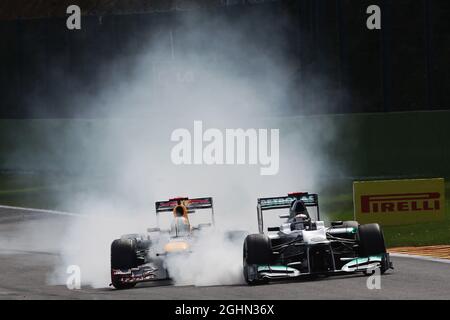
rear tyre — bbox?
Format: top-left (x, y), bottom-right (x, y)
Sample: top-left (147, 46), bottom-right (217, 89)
top-left (111, 239), bottom-right (138, 289)
top-left (358, 223), bottom-right (388, 274)
top-left (243, 234), bottom-right (272, 285)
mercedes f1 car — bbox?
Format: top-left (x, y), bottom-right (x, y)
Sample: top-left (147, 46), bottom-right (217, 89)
top-left (110, 196), bottom-right (216, 289)
top-left (243, 192), bottom-right (393, 284)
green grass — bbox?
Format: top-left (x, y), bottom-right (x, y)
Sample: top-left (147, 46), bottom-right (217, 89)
top-left (382, 212), bottom-right (450, 247)
top-left (0, 173), bottom-right (107, 211)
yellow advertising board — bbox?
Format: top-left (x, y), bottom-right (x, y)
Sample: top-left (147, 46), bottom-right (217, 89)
top-left (353, 178), bottom-right (445, 226)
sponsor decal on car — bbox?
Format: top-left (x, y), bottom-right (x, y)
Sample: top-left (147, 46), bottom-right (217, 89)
top-left (112, 264), bottom-right (159, 282)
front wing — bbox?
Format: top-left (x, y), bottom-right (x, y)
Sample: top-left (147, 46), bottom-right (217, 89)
top-left (111, 261), bottom-right (169, 285)
top-left (247, 254), bottom-right (393, 281)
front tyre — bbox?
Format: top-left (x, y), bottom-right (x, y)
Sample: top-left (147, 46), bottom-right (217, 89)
top-left (243, 234), bottom-right (272, 285)
top-left (358, 223), bottom-right (388, 274)
top-left (111, 239), bottom-right (138, 289)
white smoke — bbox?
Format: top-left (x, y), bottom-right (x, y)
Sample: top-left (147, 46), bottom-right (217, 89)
top-left (48, 206), bottom-right (153, 288)
top-left (164, 228), bottom-right (245, 286)
top-left (1, 9), bottom-right (342, 289)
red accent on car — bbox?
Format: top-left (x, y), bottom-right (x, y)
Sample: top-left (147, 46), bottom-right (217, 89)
top-left (169, 197), bottom-right (189, 201)
top-left (288, 192), bottom-right (308, 197)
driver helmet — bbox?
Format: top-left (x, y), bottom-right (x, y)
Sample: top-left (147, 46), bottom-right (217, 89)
top-left (289, 199), bottom-right (309, 221)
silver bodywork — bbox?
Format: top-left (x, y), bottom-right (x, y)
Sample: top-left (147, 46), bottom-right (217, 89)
top-left (245, 192), bottom-right (392, 283)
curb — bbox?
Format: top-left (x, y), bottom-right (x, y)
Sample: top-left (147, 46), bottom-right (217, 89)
top-left (390, 252), bottom-right (450, 264)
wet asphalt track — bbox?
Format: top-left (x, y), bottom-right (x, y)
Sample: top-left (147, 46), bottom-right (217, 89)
top-left (1, 207), bottom-right (450, 300)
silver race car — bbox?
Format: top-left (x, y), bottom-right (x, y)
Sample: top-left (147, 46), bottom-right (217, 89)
top-left (243, 192), bottom-right (393, 284)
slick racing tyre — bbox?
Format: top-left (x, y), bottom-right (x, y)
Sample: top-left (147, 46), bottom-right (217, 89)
top-left (111, 239), bottom-right (138, 289)
top-left (358, 223), bottom-right (388, 274)
top-left (244, 234), bottom-right (272, 264)
top-left (243, 234), bottom-right (272, 285)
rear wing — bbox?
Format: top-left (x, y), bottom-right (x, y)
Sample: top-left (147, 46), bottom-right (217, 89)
top-left (155, 197), bottom-right (215, 225)
top-left (155, 197), bottom-right (213, 213)
top-left (257, 192), bottom-right (319, 233)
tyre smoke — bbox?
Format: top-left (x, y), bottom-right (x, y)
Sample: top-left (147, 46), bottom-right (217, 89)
top-left (1, 9), bottom-right (342, 288)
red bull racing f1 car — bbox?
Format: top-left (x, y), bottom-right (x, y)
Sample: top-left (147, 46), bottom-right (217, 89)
top-left (110, 196), bottom-right (215, 289)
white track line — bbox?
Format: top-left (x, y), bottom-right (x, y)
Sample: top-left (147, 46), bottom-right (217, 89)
top-left (390, 252), bottom-right (450, 264)
top-left (0, 204), bottom-right (80, 217)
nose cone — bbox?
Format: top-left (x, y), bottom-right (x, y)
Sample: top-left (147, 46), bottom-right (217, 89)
top-left (164, 241), bottom-right (190, 253)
